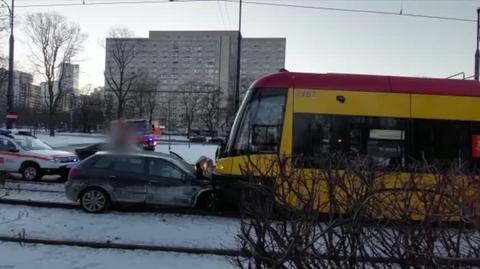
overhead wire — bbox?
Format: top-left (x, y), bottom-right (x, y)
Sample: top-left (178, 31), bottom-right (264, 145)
top-left (8, 0), bottom-right (476, 23)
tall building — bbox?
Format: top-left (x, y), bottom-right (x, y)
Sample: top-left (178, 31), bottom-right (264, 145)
top-left (58, 62), bottom-right (80, 95)
top-left (30, 85), bottom-right (42, 110)
top-left (0, 69), bottom-right (35, 110)
top-left (104, 30), bottom-right (286, 132)
top-left (39, 63), bottom-right (80, 112)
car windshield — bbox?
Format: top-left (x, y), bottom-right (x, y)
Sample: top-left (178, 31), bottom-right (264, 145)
top-left (14, 136), bottom-right (52, 151)
top-left (169, 152), bottom-right (196, 175)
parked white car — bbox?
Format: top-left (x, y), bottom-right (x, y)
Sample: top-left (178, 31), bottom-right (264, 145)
top-left (0, 130), bottom-right (79, 180)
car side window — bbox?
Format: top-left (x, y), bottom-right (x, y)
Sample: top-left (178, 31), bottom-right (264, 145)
top-left (0, 138), bottom-right (15, 151)
top-left (149, 159), bottom-right (185, 180)
top-left (112, 156), bottom-right (145, 174)
top-left (92, 155), bottom-right (116, 169)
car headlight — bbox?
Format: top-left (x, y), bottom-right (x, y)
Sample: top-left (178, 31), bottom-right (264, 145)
top-left (50, 156), bottom-right (61, 163)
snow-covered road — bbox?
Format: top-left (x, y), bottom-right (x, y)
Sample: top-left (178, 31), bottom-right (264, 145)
top-left (0, 241), bottom-right (236, 269)
top-left (0, 203), bottom-right (240, 249)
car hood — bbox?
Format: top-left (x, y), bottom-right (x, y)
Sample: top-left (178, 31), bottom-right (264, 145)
top-left (27, 149), bottom-right (76, 157)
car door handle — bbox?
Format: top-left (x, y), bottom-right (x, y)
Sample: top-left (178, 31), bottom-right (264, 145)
top-left (108, 176), bottom-right (116, 180)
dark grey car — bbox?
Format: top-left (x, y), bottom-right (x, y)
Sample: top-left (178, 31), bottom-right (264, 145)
top-left (65, 151), bottom-right (216, 213)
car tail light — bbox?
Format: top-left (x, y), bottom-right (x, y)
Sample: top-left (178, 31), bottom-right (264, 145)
top-left (69, 167), bottom-right (80, 179)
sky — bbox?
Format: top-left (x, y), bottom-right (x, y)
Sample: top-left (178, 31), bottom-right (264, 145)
top-left (5, 0), bottom-right (480, 89)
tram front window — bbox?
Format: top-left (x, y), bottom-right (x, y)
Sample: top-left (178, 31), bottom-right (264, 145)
top-left (231, 88), bottom-right (287, 155)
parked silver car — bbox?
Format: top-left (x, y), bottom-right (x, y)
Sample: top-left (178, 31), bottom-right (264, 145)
top-left (65, 151), bottom-right (216, 213)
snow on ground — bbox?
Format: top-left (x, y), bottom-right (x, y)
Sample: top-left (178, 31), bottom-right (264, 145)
top-left (36, 134), bottom-right (106, 148)
top-left (0, 241), bottom-right (235, 269)
top-left (0, 204), bottom-right (240, 249)
top-left (155, 143), bottom-right (218, 164)
top-left (4, 180), bottom-right (65, 192)
top-left (0, 189), bottom-right (71, 204)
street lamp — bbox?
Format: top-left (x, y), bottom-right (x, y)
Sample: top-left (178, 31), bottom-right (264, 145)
top-left (473, 8), bottom-right (480, 81)
top-left (2, 0), bottom-right (14, 129)
top-left (234, 0), bottom-right (243, 112)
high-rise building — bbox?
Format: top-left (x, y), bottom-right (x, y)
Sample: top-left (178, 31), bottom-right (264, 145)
top-left (29, 85), bottom-right (42, 110)
top-left (0, 69), bottom-right (34, 110)
top-left (58, 62), bottom-right (80, 95)
top-left (39, 63), bottom-right (80, 112)
top-left (104, 30), bottom-right (286, 132)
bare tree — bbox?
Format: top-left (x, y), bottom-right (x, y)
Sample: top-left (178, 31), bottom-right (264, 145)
top-left (146, 90), bottom-right (158, 125)
top-left (76, 94), bottom-right (104, 133)
top-left (199, 86), bottom-right (222, 137)
top-left (102, 91), bottom-right (113, 119)
top-left (24, 12), bottom-right (86, 136)
top-left (131, 70), bottom-right (157, 119)
top-left (72, 85), bottom-right (103, 133)
top-left (180, 82), bottom-right (201, 138)
top-left (220, 94), bottom-right (236, 134)
top-left (236, 155), bottom-right (480, 268)
top-left (104, 27), bottom-right (136, 119)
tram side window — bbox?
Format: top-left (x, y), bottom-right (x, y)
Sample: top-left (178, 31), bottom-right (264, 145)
top-left (293, 114), bottom-right (406, 168)
top-left (293, 114), bottom-right (330, 157)
top-left (331, 116), bottom-right (405, 168)
top-left (363, 117), bottom-right (406, 168)
top-left (413, 119), bottom-right (471, 168)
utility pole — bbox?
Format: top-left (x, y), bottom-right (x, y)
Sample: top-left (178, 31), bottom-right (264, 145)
top-left (234, 0), bottom-right (243, 112)
top-left (69, 93), bottom-right (75, 132)
top-left (4, 0), bottom-right (14, 129)
top-left (475, 7), bottom-right (480, 81)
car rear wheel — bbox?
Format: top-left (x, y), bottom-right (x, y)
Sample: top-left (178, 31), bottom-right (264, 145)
top-left (80, 188), bottom-right (109, 213)
top-left (21, 163), bottom-right (41, 181)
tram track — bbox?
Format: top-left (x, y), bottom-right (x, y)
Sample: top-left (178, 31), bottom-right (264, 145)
top-left (0, 195), bottom-right (239, 218)
top-left (0, 234), bottom-right (241, 257)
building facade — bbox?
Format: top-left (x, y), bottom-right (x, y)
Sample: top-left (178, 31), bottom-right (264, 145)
top-left (0, 69), bottom-right (39, 110)
top-left (59, 62), bottom-right (80, 95)
top-left (105, 30), bottom-right (286, 133)
top-left (39, 63), bottom-right (80, 112)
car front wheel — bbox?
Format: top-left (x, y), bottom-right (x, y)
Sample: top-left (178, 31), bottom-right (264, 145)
top-left (197, 191), bottom-right (219, 211)
top-left (80, 188), bottom-right (109, 213)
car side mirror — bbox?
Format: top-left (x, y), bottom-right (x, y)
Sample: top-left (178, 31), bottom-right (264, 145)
top-left (9, 147), bottom-right (19, 153)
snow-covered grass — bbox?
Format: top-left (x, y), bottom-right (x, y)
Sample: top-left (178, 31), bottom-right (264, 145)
top-left (36, 134), bottom-right (106, 147)
top-left (34, 133), bottom-right (217, 163)
top-left (0, 204), bottom-right (240, 249)
top-left (0, 241), bottom-right (236, 269)
top-left (33, 130), bottom-right (106, 137)
top-left (0, 189), bottom-right (71, 204)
